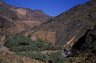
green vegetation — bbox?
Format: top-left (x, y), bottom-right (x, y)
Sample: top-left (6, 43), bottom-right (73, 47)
top-left (4, 34), bottom-right (53, 62)
top-left (5, 35), bottom-right (53, 52)
top-left (4, 32), bottom-right (96, 63)
top-left (4, 34), bottom-right (65, 62)
top-left (5, 34), bottom-right (96, 63)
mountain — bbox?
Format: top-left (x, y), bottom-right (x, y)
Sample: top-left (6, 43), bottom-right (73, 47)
top-left (0, 1), bottom-right (51, 22)
top-left (14, 8), bottom-right (51, 22)
top-left (0, 2), bottom-right (52, 63)
top-left (0, 0), bottom-right (96, 63)
top-left (25, 1), bottom-right (96, 50)
top-left (0, 1), bottom-right (51, 34)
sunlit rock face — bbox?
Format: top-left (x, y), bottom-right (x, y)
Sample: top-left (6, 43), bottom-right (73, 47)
top-left (16, 8), bottom-right (27, 16)
top-left (13, 7), bottom-right (51, 23)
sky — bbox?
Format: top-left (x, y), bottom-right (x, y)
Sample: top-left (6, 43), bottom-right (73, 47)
top-left (3, 0), bottom-right (89, 16)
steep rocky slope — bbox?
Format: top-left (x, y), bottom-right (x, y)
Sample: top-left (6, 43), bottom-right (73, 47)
top-left (14, 8), bottom-right (51, 23)
top-left (71, 25), bottom-right (96, 53)
top-left (0, 0), bottom-right (96, 63)
top-left (25, 1), bottom-right (96, 50)
top-left (0, 1), bottom-right (51, 63)
top-left (0, 1), bottom-right (17, 36)
top-left (0, 1), bottom-right (51, 34)
top-left (0, 1), bottom-right (51, 22)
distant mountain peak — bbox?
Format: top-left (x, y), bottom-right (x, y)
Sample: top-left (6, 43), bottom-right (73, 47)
top-left (0, 1), bottom-right (51, 34)
top-left (0, 1), bottom-right (52, 22)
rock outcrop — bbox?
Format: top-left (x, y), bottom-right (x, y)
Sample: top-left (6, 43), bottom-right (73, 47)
top-left (72, 25), bottom-right (96, 53)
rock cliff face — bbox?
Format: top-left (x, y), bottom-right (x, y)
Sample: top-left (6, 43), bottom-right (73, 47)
top-left (72, 25), bottom-right (96, 52)
top-left (27, 1), bottom-right (96, 50)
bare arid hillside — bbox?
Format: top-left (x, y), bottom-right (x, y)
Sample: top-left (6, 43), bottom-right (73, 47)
top-left (0, 0), bottom-right (96, 63)
top-left (27, 1), bottom-right (96, 49)
top-left (0, 51), bottom-right (46, 63)
top-left (0, 1), bottom-right (51, 63)
top-left (0, 1), bottom-right (51, 34)
top-left (20, 1), bottom-right (96, 62)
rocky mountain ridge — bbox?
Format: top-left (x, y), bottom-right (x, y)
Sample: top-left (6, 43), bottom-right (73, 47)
top-left (27, 1), bottom-right (96, 50)
top-left (0, 0), bottom-right (96, 63)
top-left (0, 1), bottom-right (51, 35)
